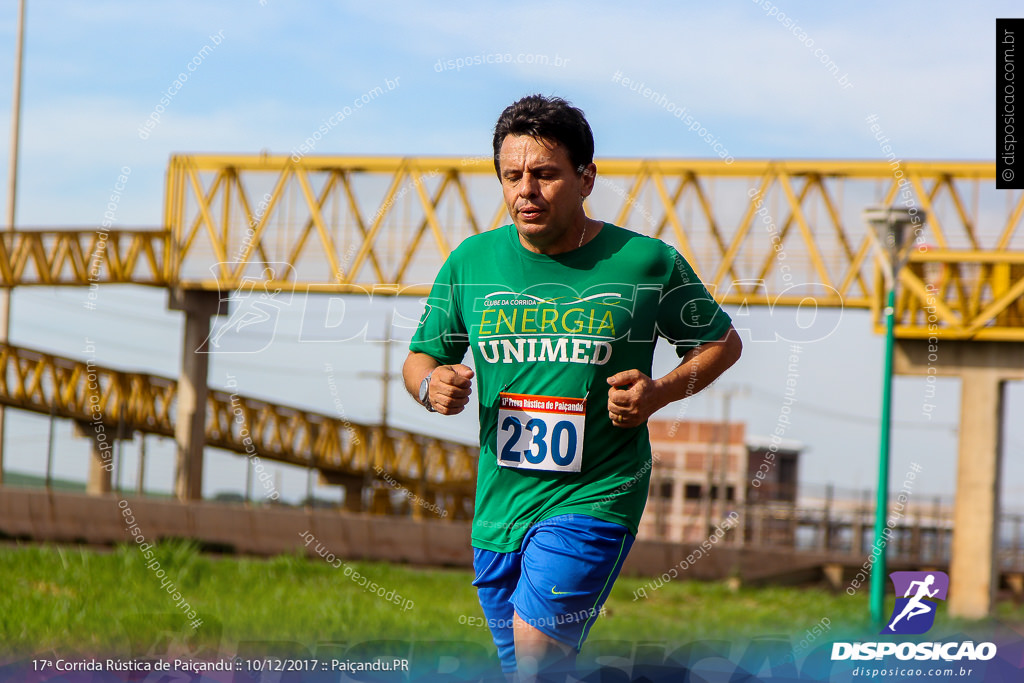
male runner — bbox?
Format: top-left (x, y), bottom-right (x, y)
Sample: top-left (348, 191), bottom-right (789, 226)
top-left (402, 94), bottom-right (742, 679)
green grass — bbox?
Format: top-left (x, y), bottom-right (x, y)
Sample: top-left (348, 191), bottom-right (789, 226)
top-left (1, 541), bottom-right (1021, 657)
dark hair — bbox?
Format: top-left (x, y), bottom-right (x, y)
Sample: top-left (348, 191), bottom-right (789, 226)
top-left (492, 94), bottom-right (594, 176)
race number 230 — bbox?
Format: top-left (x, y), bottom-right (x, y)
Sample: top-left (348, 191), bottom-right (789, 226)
top-left (496, 392), bottom-right (585, 472)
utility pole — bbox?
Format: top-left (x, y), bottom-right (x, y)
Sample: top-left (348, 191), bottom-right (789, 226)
top-left (703, 385), bottom-right (747, 538)
top-left (717, 390), bottom-right (733, 528)
top-left (355, 307), bottom-right (398, 512)
top-left (1, 0), bottom-right (27, 485)
top-left (356, 308), bottom-right (396, 428)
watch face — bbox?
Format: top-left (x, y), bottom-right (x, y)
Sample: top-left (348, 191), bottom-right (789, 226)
top-left (419, 376), bottom-right (430, 403)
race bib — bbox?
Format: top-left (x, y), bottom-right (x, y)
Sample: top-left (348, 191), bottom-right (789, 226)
top-left (496, 392), bottom-right (585, 472)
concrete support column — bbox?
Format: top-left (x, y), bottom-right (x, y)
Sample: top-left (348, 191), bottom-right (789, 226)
top-left (895, 339), bottom-right (1024, 618)
top-left (168, 290), bottom-right (224, 502)
top-left (411, 479), bottom-right (427, 520)
top-left (344, 481), bottom-right (363, 512)
top-left (74, 421), bottom-right (113, 495)
top-left (949, 371), bottom-right (1004, 618)
top-left (318, 470), bottom-right (365, 512)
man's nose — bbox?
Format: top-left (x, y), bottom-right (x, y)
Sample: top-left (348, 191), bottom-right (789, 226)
top-left (519, 174), bottom-right (539, 198)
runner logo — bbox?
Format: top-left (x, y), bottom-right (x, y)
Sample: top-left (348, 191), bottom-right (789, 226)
top-left (200, 262), bottom-right (295, 354)
top-left (882, 571), bottom-right (949, 635)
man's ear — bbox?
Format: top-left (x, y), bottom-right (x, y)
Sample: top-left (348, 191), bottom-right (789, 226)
top-left (580, 162), bottom-right (598, 196)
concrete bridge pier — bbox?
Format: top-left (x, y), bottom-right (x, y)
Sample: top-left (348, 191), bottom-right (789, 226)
top-left (895, 340), bottom-right (1024, 618)
top-left (168, 290), bottom-right (226, 502)
top-left (320, 471), bottom-right (366, 512)
top-left (73, 420), bottom-right (115, 495)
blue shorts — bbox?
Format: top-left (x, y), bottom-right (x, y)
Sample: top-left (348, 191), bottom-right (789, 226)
top-left (471, 513), bottom-right (635, 673)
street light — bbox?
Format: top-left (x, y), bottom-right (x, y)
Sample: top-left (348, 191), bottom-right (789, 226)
top-left (863, 205), bottom-right (923, 627)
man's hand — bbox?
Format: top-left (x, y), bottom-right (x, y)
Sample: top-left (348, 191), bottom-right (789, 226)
top-left (607, 370), bottom-right (663, 429)
top-left (428, 364), bottom-right (475, 415)
top-left (605, 327), bottom-right (742, 428)
top-left (403, 352), bottom-right (475, 416)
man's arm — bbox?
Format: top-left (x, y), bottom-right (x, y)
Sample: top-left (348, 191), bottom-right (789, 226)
top-left (606, 325), bottom-right (742, 428)
top-left (402, 351), bottom-right (475, 416)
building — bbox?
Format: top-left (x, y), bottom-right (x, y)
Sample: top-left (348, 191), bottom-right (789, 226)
top-left (637, 419), bottom-right (802, 544)
top-left (746, 435), bottom-right (802, 503)
top-left (638, 419), bottom-right (748, 543)
top-left (744, 435), bottom-right (803, 546)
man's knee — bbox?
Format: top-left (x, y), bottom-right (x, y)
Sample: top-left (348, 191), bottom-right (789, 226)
top-left (513, 611), bottom-right (577, 676)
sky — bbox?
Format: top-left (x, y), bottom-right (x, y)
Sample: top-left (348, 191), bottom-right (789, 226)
top-left (0, 1), bottom-right (1019, 514)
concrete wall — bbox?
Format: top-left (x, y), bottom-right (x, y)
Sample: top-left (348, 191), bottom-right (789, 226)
top-left (0, 488), bottom-right (472, 567)
top-left (0, 488), bottom-right (949, 586)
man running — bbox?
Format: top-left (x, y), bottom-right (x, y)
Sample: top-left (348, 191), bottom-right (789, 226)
top-left (403, 94), bottom-right (742, 680)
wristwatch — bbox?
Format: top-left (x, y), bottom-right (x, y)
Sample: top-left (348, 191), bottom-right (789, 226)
top-left (418, 370), bottom-right (436, 412)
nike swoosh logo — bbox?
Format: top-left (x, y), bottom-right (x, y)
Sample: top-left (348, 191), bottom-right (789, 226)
top-left (551, 587), bottom-right (571, 595)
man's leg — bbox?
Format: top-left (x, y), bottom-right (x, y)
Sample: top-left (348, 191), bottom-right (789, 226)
top-left (473, 548), bottom-right (520, 675)
top-left (511, 515), bottom-right (635, 680)
top-left (513, 611), bottom-right (577, 680)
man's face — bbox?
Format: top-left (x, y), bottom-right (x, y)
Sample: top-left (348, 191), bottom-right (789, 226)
top-left (498, 134), bottom-right (596, 253)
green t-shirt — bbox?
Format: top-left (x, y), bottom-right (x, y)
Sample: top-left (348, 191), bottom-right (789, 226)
top-left (409, 223), bottom-right (731, 552)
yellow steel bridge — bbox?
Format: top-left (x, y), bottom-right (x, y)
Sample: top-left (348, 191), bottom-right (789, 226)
top-left (12, 157), bottom-right (1017, 339)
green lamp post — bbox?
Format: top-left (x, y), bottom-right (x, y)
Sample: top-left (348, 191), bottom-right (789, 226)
top-left (863, 205), bottom-right (922, 627)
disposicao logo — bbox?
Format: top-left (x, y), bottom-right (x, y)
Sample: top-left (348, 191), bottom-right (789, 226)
top-left (882, 571), bottom-right (948, 635)
top-left (831, 570), bottom-right (997, 663)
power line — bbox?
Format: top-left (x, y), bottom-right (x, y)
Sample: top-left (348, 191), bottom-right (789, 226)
top-left (14, 324), bottom-right (376, 379)
top-left (20, 290), bottom-right (180, 326)
top-left (745, 384), bottom-right (959, 432)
